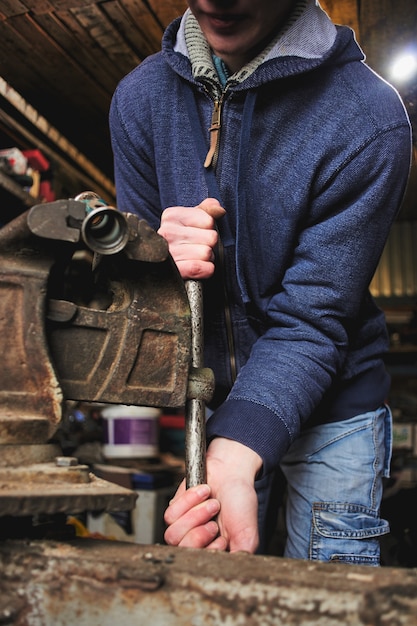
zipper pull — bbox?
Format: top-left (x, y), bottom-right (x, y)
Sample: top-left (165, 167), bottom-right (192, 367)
top-left (204, 99), bottom-right (221, 168)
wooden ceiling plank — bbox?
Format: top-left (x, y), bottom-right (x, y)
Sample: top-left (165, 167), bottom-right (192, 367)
top-left (360, 0), bottom-right (417, 71)
top-left (39, 0), bottom-right (91, 9)
top-left (2, 13), bottom-right (109, 113)
top-left (0, 20), bottom-right (51, 98)
top-left (146, 0), bottom-right (186, 28)
top-left (359, 0), bottom-right (417, 155)
top-left (0, 0), bottom-right (28, 18)
top-left (0, 8), bottom-right (126, 176)
top-left (56, 7), bottom-right (133, 86)
top-left (100, 0), bottom-right (157, 60)
top-left (119, 0), bottom-right (165, 49)
top-left (70, 3), bottom-right (141, 76)
top-left (17, 0), bottom-right (54, 14)
top-left (35, 10), bottom-right (123, 93)
top-left (0, 12), bottom-right (115, 177)
top-left (319, 0), bottom-right (360, 40)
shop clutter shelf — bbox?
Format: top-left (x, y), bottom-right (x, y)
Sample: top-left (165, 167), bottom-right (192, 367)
top-left (378, 297), bottom-right (417, 566)
top-left (0, 145), bottom-right (54, 225)
top-left (0, 169), bottom-right (39, 207)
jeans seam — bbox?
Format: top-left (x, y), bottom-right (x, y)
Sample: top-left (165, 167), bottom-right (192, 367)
top-left (371, 412), bottom-right (378, 511)
top-left (306, 424), bottom-right (369, 460)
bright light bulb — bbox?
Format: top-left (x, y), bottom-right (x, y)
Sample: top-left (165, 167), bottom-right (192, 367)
top-left (390, 52), bottom-right (417, 83)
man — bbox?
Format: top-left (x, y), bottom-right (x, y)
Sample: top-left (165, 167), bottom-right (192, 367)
top-left (109, 0), bottom-right (411, 563)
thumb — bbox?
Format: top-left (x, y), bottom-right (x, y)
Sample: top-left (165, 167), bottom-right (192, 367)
top-left (198, 198), bottom-right (226, 220)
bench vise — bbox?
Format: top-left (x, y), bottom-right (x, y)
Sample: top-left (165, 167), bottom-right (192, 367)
top-left (0, 192), bottom-right (213, 523)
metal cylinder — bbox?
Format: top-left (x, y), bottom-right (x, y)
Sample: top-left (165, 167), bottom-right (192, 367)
top-left (185, 280), bottom-right (207, 488)
top-left (81, 206), bottom-right (129, 255)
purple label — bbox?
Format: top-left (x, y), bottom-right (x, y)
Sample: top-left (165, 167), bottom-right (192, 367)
top-left (105, 418), bottom-right (157, 445)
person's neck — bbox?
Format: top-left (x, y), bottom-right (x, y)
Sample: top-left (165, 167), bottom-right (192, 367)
top-left (216, 4), bottom-right (295, 73)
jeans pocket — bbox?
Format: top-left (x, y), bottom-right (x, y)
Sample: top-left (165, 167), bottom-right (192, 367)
top-left (311, 502), bottom-right (390, 565)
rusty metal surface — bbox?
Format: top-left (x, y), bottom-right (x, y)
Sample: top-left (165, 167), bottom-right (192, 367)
top-left (0, 216), bottom-right (64, 443)
top-left (46, 258), bottom-right (192, 409)
top-left (0, 444), bottom-right (61, 468)
top-left (0, 199), bottom-right (205, 517)
top-left (0, 200), bottom-right (193, 447)
top-left (1, 539), bottom-right (417, 625)
top-left (0, 463), bottom-right (137, 517)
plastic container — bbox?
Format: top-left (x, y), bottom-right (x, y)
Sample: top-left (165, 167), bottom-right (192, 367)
top-left (159, 413), bottom-right (185, 457)
top-left (101, 404), bottom-right (161, 459)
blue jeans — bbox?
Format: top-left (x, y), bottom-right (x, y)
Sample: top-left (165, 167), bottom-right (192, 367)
top-left (257, 405), bottom-right (392, 565)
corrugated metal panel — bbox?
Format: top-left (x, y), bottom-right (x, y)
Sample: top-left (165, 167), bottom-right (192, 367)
top-left (370, 220), bottom-right (417, 298)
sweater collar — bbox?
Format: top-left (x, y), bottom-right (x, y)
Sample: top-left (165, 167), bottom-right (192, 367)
top-left (174, 1), bottom-right (337, 88)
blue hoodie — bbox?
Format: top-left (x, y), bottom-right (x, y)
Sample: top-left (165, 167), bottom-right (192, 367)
top-left (109, 2), bottom-right (411, 477)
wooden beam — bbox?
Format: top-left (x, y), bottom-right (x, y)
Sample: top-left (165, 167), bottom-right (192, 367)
top-left (1, 540), bottom-right (417, 625)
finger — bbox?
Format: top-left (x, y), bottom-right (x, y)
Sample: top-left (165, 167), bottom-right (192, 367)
top-left (161, 206), bottom-right (217, 230)
top-left (176, 260), bottom-right (215, 280)
top-left (169, 243), bottom-right (215, 263)
top-left (168, 236), bottom-right (217, 261)
top-left (164, 483), bottom-right (211, 524)
top-left (206, 535), bottom-right (229, 551)
top-left (164, 499), bottom-right (221, 546)
top-left (158, 224), bottom-right (219, 249)
top-left (198, 198), bottom-right (226, 220)
top-left (176, 520), bottom-right (220, 549)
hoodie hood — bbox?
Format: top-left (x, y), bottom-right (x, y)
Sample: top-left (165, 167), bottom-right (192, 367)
top-left (165, 0), bottom-right (364, 91)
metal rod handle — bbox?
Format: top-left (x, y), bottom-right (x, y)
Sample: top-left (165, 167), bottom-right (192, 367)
top-left (185, 279), bottom-right (207, 488)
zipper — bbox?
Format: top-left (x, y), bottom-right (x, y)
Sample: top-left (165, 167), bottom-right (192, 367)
top-left (204, 92), bottom-right (226, 169)
top-left (203, 88), bottom-right (238, 384)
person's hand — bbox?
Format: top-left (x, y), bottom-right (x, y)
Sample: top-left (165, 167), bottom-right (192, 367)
top-left (164, 438), bottom-right (262, 553)
top-left (158, 198), bottom-right (226, 279)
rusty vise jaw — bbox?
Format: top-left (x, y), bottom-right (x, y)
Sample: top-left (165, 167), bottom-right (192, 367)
top-left (0, 195), bottom-right (212, 520)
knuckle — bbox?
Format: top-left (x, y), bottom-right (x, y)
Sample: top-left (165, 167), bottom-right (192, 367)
top-left (188, 260), bottom-right (206, 278)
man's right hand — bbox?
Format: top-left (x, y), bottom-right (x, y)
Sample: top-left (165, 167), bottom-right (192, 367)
top-left (164, 438), bottom-right (262, 553)
top-left (158, 197), bottom-right (226, 279)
